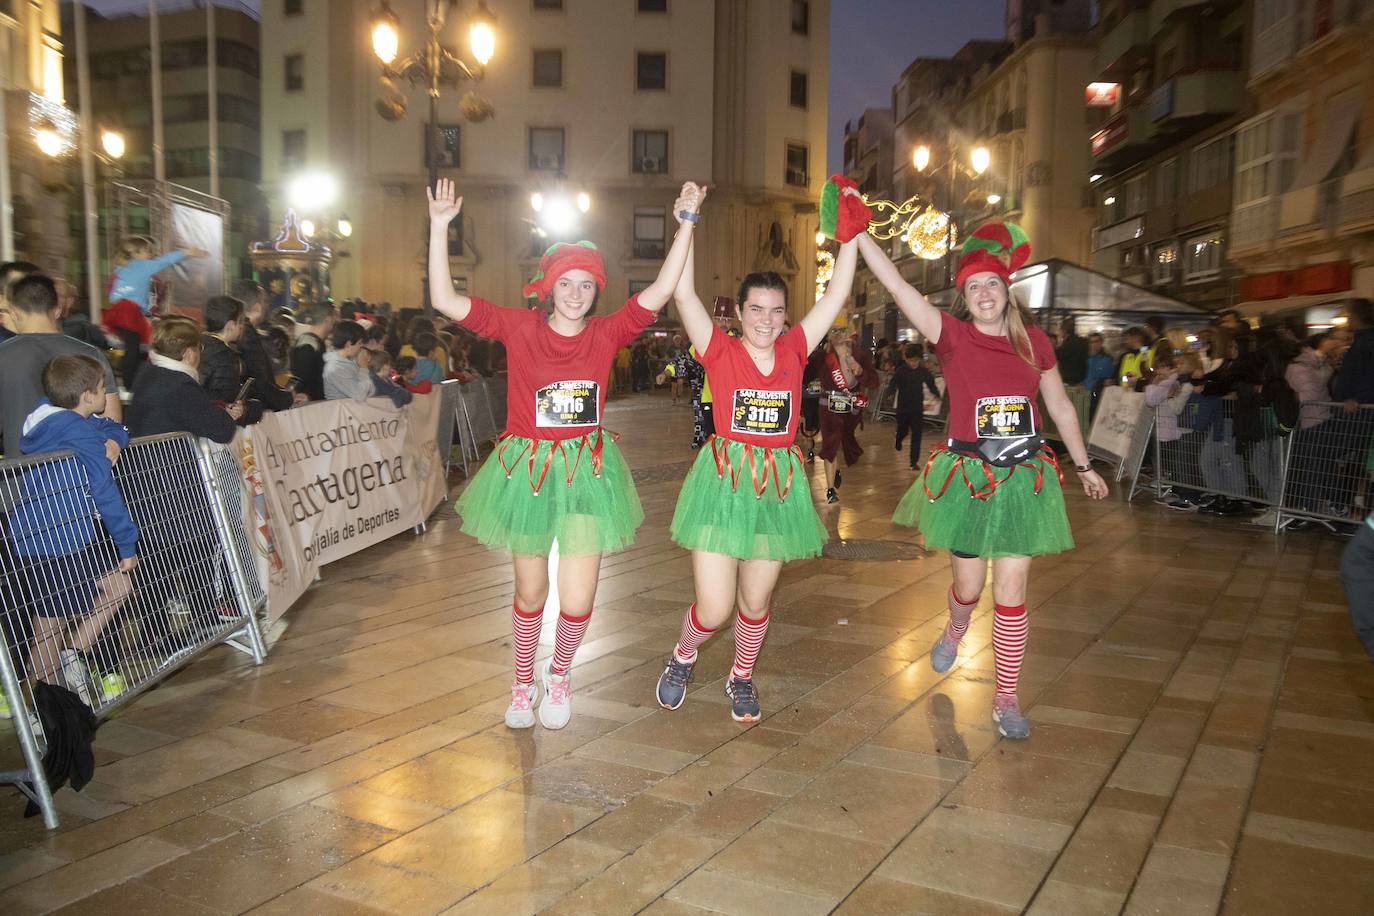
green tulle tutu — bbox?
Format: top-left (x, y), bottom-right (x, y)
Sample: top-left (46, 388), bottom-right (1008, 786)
top-left (456, 431), bottom-right (642, 557)
top-left (893, 445), bottom-right (1073, 558)
top-left (670, 437), bottom-right (828, 561)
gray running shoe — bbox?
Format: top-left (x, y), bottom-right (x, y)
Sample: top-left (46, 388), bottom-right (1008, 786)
top-left (930, 627), bottom-right (960, 673)
top-left (656, 656), bottom-right (695, 710)
top-left (992, 694), bottom-right (1031, 739)
top-left (725, 676), bottom-right (761, 723)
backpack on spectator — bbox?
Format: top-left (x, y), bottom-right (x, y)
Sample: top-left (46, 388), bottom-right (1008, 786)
top-left (1263, 376), bottom-right (1300, 433)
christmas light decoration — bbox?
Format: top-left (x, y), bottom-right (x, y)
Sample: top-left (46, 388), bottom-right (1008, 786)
top-left (815, 248), bottom-right (834, 301)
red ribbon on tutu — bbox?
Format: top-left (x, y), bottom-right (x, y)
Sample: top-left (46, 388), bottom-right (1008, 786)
top-left (708, 435), bottom-right (804, 501)
top-left (921, 443), bottom-right (1063, 503)
top-left (496, 428), bottom-right (616, 496)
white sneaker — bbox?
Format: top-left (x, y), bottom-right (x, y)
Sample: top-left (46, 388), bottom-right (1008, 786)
top-left (539, 664), bottom-right (572, 730)
top-left (59, 649), bottom-right (94, 707)
top-left (505, 680), bottom-right (538, 729)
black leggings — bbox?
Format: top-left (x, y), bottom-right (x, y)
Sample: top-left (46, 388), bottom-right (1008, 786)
top-left (952, 550), bottom-right (978, 559)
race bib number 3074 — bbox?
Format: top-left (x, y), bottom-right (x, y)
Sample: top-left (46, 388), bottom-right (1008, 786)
top-left (731, 388), bottom-right (792, 436)
top-left (536, 380), bottom-right (600, 427)
top-left (975, 395), bottom-right (1035, 439)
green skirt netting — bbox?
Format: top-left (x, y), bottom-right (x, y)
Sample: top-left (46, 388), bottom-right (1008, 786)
top-left (670, 437), bottom-right (828, 562)
top-left (893, 446), bottom-right (1074, 558)
top-left (455, 431), bottom-right (643, 557)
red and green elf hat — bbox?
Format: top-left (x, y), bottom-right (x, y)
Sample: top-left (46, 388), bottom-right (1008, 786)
top-left (954, 221), bottom-right (1031, 290)
top-left (818, 175), bottom-right (873, 243)
top-left (522, 240), bottom-right (607, 301)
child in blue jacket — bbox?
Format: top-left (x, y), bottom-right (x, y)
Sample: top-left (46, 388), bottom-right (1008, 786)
top-left (9, 353), bottom-right (139, 706)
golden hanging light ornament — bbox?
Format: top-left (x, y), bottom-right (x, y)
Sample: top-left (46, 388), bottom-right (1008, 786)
top-left (815, 248), bottom-right (835, 301)
top-left (904, 208), bottom-right (957, 261)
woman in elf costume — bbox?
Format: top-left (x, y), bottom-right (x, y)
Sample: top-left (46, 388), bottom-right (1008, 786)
top-left (655, 177), bottom-right (867, 723)
top-left (426, 178), bottom-right (703, 731)
top-left (858, 221), bottom-right (1109, 739)
top-left (814, 326), bottom-right (879, 504)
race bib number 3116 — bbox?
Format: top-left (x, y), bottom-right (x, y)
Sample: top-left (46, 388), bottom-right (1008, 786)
top-left (975, 395), bottom-right (1035, 439)
top-left (731, 388), bottom-right (792, 436)
top-left (536, 380), bottom-right (600, 427)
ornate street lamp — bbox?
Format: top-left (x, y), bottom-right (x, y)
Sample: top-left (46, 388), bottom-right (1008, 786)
top-left (370, 0), bottom-right (497, 309)
top-left (913, 143), bottom-right (994, 285)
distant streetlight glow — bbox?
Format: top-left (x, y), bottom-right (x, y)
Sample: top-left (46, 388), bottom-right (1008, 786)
top-left (100, 129), bottom-right (126, 159)
top-left (815, 230), bottom-right (826, 246)
top-left (469, 2), bottom-right (496, 66)
top-left (371, 2), bottom-right (400, 64)
top-left (337, 215), bottom-right (353, 238)
top-left (530, 192), bottom-right (544, 212)
top-left (576, 191), bottom-right (591, 214)
top-left (987, 193), bottom-right (1002, 205)
top-left (913, 145), bottom-right (930, 172)
top-left (288, 172), bottom-right (338, 209)
top-left (971, 146), bottom-right (991, 175)
top-left (300, 218), bottom-right (316, 237)
top-left (35, 126), bottom-right (64, 157)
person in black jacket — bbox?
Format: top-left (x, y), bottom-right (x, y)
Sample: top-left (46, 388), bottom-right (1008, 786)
top-left (232, 279), bottom-right (298, 413)
top-left (291, 303), bottom-right (335, 401)
top-left (127, 318), bottom-right (239, 441)
top-left (886, 343), bottom-right (941, 470)
top-left (200, 295), bottom-right (248, 406)
top-left (1054, 315), bottom-right (1088, 386)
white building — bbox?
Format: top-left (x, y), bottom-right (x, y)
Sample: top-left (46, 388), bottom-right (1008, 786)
top-left (259, 0), bottom-right (829, 321)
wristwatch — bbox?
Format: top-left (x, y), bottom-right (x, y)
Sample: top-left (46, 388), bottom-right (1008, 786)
top-left (678, 210), bottom-right (700, 224)
top-left (1075, 463), bottom-right (1093, 473)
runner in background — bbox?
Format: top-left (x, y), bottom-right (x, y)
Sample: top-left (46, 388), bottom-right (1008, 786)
top-left (426, 178), bottom-right (703, 732)
top-left (858, 221), bottom-right (1108, 739)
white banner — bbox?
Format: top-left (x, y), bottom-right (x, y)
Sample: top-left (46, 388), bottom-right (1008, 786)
top-left (233, 393), bottom-right (447, 620)
top-left (1088, 385), bottom-right (1148, 467)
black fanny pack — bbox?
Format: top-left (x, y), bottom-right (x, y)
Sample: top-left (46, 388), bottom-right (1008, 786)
top-left (948, 436), bottom-right (1045, 468)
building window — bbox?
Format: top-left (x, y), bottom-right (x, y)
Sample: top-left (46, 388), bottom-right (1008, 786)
top-left (424, 123), bottom-right (461, 169)
top-left (281, 129), bottom-right (305, 171)
top-left (1101, 187), bottom-right (1122, 224)
top-left (284, 0), bottom-right (303, 15)
top-left (789, 70), bottom-right (808, 109)
top-left (1188, 135), bottom-right (1232, 193)
top-left (1183, 232), bottom-right (1224, 281)
top-left (629, 278), bottom-right (652, 297)
top-left (533, 0), bottom-right (562, 8)
top-left (533, 49), bottom-right (563, 88)
top-left (1151, 242), bottom-right (1177, 285)
top-left (633, 207), bottom-right (667, 260)
top-left (284, 53), bottom-right (304, 91)
top-left (447, 220), bottom-right (465, 258)
top-left (791, 0), bottom-right (809, 35)
top-left (785, 142), bottom-right (809, 187)
top-left (638, 0), bottom-right (668, 11)
top-left (1155, 158), bottom-right (1178, 207)
top-left (1235, 112), bottom-right (1300, 206)
top-left (636, 52), bottom-right (667, 91)
top-left (1123, 173), bottom-right (1147, 216)
top-left (632, 129), bottom-right (669, 174)
top-left (529, 127), bottom-right (565, 171)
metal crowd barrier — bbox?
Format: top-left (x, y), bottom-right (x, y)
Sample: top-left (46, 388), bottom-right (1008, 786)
top-left (436, 380), bottom-right (462, 476)
top-left (0, 433), bottom-right (265, 829)
top-left (1278, 402), bottom-right (1374, 530)
top-left (1040, 386), bottom-right (1093, 446)
top-left (872, 371), bottom-right (896, 422)
top-left (1147, 398), bottom-right (1372, 532)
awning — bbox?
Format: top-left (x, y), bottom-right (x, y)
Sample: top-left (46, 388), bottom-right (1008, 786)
top-left (1233, 292), bottom-right (1355, 318)
top-left (1279, 87), bottom-right (1362, 229)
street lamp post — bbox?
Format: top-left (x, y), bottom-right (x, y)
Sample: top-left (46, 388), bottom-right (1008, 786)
top-left (370, 0), bottom-right (496, 312)
top-left (913, 142), bottom-right (990, 287)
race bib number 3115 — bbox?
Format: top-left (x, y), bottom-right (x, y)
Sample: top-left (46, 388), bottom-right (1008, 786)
top-left (536, 380), bottom-right (600, 427)
top-left (731, 388), bottom-right (792, 436)
top-left (975, 395), bottom-right (1035, 439)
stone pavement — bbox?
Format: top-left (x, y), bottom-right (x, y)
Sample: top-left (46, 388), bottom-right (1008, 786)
top-left (1, 391), bottom-right (1370, 914)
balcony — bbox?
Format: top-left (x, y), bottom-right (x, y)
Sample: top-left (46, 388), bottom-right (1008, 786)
top-left (1091, 106), bottom-right (1155, 167)
top-left (1095, 9), bottom-right (1151, 77)
top-left (1149, 0), bottom-right (1238, 30)
top-left (1147, 71), bottom-right (1244, 137)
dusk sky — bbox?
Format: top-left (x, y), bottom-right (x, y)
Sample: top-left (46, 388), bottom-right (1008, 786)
top-left (828, 0), bottom-right (1006, 172)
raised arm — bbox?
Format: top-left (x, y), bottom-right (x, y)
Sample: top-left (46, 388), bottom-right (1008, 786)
top-left (635, 183), bottom-right (705, 315)
top-left (427, 179), bottom-right (473, 324)
top-left (673, 240), bottom-right (715, 355)
top-left (799, 237), bottom-right (859, 353)
top-left (857, 233), bottom-right (943, 344)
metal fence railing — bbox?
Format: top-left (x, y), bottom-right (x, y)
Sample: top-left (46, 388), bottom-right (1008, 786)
top-left (0, 433), bottom-right (265, 829)
top-left (1147, 398), bottom-right (1372, 532)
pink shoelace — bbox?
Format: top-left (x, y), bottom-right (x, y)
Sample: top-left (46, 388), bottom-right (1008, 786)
top-left (511, 683), bottom-right (534, 711)
top-left (547, 674), bottom-right (571, 705)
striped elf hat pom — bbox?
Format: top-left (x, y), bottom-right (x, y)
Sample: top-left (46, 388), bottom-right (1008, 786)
top-left (954, 221), bottom-right (1031, 290)
top-left (818, 175), bottom-right (872, 243)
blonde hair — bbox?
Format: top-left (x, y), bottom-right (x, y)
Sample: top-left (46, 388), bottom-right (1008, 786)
top-left (153, 317), bottom-right (202, 361)
top-left (952, 283), bottom-right (1040, 369)
top-left (116, 235), bottom-right (155, 266)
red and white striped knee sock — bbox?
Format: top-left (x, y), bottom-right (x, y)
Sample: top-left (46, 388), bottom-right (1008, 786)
top-left (992, 603), bottom-right (1028, 696)
top-left (674, 603), bottom-right (716, 664)
top-left (512, 602), bottom-right (543, 685)
top-left (947, 586), bottom-right (977, 641)
top-left (730, 609), bottom-right (770, 680)
top-left (550, 609), bottom-right (592, 675)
